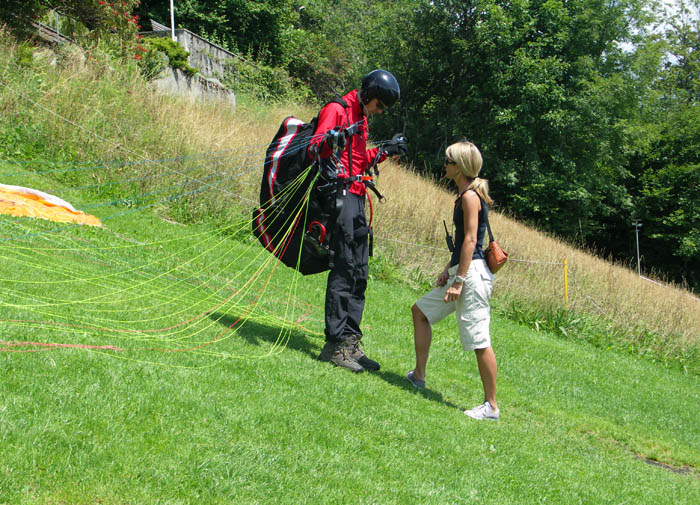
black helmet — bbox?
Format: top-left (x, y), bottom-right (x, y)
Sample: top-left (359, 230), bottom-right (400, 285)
top-left (360, 69), bottom-right (400, 107)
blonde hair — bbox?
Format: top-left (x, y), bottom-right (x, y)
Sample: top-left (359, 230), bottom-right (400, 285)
top-left (446, 141), bottom-right (493, 206)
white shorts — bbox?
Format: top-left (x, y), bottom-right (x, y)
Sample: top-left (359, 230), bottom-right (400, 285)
top-left (415, 260), bottom-right (494, 351)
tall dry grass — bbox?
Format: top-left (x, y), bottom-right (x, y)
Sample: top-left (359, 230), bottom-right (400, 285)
top-left (0, 36), bottom-right (310, 219)
top-left (374, 163), bottom-right (699, 370)
top-left (2, 35), bottom-right (697, 372)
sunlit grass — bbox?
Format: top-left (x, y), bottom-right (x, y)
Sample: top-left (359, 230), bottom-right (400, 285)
top-left (1, 187), bottom-right (699, 504)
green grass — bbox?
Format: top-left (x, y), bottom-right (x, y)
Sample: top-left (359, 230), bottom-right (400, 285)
top-left (1, 170), bottom-right (699, 504)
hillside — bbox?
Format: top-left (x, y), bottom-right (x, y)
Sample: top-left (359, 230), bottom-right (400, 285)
top-left (3, 33), bottom-right (698, 374)
top-left (0, 33), bottom-right (699, 504)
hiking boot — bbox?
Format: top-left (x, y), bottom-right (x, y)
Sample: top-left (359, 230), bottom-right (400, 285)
top-left (347, 334), bottom-right (380, 371)
top-left (464, 401), bottom-right (500, 421)
top-left (318, 341), bottom-right (337, 362)
top-left (318, 341), bottom-right (364, 373)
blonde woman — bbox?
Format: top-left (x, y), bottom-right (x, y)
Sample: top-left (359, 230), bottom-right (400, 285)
top-left (407, 141), bottom-right (499, 421)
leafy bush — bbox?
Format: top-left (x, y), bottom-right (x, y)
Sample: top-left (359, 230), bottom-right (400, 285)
top-left (281, 28), bottom-right (350, 102)
top-left (137, 44), bottom-right (169, 80)
top-left (142, 36), bottom-right (199, 77)
top-left (15, 42), bottom-right (36, 67)
top-left (222, 57), bottom-right (312, 103)
top-left (2, 1), bottom-right (143, 60)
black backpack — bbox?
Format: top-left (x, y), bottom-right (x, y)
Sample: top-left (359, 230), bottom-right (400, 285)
top-left (252, 98), bottom-right (350, 275)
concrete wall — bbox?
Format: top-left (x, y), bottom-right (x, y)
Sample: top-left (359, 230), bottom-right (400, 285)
top-left (176, 30), bottom-right (236, 80)
top-left (153, 68), bottom-right (236, 108)
top-left (148, 29), bottom-right (244, 81)
top-left (145, 29), bottom-right (238, 107)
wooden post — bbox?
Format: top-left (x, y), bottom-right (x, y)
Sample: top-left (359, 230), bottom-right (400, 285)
top-left (564, 257), bottom-right (569, 310)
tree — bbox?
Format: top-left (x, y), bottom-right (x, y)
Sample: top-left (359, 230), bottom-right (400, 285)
top-left (135, 0), bottom-right (296, 65)
top-left (0, 0), bottom-right (142, 54)
top-left (1, 1), bottom-right (141, 33)
top-left (626, 0), bottom-right (700, 289)
top-left (377, 1), bottom-right (652, 242)
top-left (0, 1), bottom-right (47, 35)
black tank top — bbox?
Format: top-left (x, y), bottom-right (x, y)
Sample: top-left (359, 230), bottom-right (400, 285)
top-left (450, 190), bottom-right (488, 267)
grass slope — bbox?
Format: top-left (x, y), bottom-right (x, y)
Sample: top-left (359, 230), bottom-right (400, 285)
top-left (1, 172), bottom-right (698, 505)
top-left (1, 33), bottom-right (698, 376)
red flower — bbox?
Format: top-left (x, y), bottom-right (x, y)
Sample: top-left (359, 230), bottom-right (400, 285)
top-left (134, 55), bottom-right (142, 60)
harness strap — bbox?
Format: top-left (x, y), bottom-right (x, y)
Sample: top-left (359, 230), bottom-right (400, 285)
top-left (332, 94), bottom-right (352, 177)
top-left (362, 179), bottom-right (384, 201)
top-left (367, 193), bottom-right (374, 228)
top-left (368, 195), bottom-right (374, 258)
top-left (337, 174), bottom-right (385, 200)
top-left (342, 175), bottom-right (374, 182)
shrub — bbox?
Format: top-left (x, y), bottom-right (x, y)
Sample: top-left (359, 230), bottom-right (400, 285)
top-left (281, 28), bottom-right (350, 102)
top-left (142, 36), bottom-right (198, 77)
top-left (15, 42), bottom-right (36, 67)
top-left (137, 45), bottom-right (169, 80)
top-left (222, 57), bottom-right (312, 104)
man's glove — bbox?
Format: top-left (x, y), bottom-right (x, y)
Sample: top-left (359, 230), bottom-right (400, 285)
top-left (383, 133), bottom-right (408, 156)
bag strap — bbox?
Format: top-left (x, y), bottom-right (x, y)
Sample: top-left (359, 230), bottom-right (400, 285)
top-left (331, 95), bottom-right (352, 175)
top-left (473, 192), bottom-right (495, 243)
top-left (485, 215), bottom-right (495, 243)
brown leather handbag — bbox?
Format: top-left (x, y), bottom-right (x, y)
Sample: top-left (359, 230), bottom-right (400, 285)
top-left (484, 216), bottom-right (508, 273)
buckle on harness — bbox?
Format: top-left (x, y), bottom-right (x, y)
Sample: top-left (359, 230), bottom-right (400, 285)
top-left (338, 174), bottom-right (385, 201)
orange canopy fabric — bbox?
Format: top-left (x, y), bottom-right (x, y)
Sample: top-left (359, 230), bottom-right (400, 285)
top-left (0, 184), bottom-right (101, 227)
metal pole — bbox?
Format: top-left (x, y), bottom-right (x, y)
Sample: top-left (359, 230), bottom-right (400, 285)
top-left (170, 0), bottom-right (176, 42)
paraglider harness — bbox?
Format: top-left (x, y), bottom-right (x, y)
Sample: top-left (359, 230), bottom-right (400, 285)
top-left (252, 97), bottom-right (385, 275)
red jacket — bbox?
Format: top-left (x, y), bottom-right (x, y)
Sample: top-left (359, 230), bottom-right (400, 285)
top-left (308, 90), bottom-right (387, 196)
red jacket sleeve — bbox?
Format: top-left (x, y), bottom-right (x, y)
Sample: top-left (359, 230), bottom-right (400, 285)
top-left (365, 147), bottom-right (388, 167)
top-left (308, 102), bottom-right (347, 160)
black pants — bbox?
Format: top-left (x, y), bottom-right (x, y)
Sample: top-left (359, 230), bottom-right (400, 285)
top-left (324, 193), bottom-right (369, 343)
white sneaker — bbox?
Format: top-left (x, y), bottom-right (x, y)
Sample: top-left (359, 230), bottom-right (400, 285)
top-left (464, 401), bottom-right (499, 421)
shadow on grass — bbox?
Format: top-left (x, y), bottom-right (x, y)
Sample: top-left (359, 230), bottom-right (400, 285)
top-left (209, 312), bottom-right (318, 360)
top-left (373, 368), bottom-right (461, 409)
top-left (210, 311), bottom-right (460, 410)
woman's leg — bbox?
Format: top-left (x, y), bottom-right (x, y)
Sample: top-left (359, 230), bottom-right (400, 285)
top-left (474, 347), bottom-right (498, 410)
top-left (411, 303), bottom-right (432, 380)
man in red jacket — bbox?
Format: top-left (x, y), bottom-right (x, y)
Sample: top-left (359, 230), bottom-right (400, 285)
top-left (309, 69), bottom-right (407, 372)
